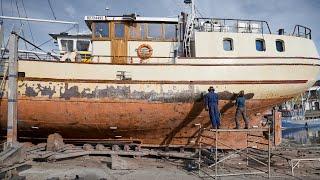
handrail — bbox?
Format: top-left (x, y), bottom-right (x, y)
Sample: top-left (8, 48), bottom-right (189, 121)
top-left (292, 25), bottom-right (312, 39)
top-left (194, 18), bottom-right (272, 34)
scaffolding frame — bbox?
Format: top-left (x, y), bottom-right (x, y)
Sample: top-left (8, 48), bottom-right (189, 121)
top-left (196, 126), bottom-right (271, 179)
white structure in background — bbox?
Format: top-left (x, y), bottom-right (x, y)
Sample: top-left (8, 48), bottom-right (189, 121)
top-left (49, 33), bottom-right (92, 62)
top-left (303, 86), bottom-right (320, 111)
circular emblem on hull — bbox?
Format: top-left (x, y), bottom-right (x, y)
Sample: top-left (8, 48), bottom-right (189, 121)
top-left (137, 44), bottom-right (153, 60)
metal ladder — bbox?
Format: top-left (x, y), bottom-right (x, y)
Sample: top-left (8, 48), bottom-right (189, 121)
top-left (183, 13), bottom-right (195, 57)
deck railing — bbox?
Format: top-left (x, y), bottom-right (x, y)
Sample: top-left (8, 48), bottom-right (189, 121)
top-left (292, 25), bottom-right (312, 39)
top-left (194, 18), bottom-right (272, 34)
top-left (17, 52), bottom-right (58, 61)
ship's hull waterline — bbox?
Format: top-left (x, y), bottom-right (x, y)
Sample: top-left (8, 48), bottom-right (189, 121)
top-left (0, 59), bottom-right (319, 148)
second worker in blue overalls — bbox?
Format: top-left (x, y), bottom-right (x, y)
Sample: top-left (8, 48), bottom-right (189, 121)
top-left (205, 86), bottom-right (220, 129)
top-left (234, 90), bottom-right (249, 129)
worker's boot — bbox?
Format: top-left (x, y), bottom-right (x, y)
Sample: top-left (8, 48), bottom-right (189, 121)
top-left (234, 121), bottom-right (240, 129)
top-left (244, 119), bottom-right (249, 129)
top-left (244, 123), bottom-right (249, 129)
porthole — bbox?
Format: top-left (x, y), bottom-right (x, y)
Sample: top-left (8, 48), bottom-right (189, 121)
top-left (256, 39), bottom-right (266, 51)
top-left (223, 38), bottom-right (233, 51)
top-left (276, 40), bottom-right (285, 52)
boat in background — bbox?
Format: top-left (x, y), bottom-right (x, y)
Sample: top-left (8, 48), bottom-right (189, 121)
top-left (282, 125), bottom-right (320, 145)
top-left (49, 33), bottom-right (92, 62)
top-left (280, 82), bottom-right (320, 119)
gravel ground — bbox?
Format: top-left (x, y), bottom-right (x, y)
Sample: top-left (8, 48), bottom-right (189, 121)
top-left (1, 139), bottom-right (319, 180)
top-left (19, 156), bottom-right (200, 180)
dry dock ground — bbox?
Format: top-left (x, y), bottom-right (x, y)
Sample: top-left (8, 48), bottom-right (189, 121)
top-left (17, 153), bottom-right (320, 180)
top-left (19, 157), bottom-right (199, 180)
top-left (1, 139), bottom-right (320, 180)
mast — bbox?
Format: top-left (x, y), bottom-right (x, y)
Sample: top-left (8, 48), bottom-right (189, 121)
top-left (0, 21), bottom-right (3, 50)
top-left (0, 16), bottom-right (78, 149)
top-left (0, 16), bottom-right (78, 25)
top-left (191, 0), bottom-right (196, 19)
top-left (6, 32), bottom-right (18, 147)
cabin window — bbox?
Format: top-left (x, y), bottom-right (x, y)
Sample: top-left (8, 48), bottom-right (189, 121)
top-left (276, 40), bottom-right (285, 52)
top-left (164, 24), bottom-right (177, 40)
top-left (129, 23), bottom-right (178, 41)
top-left (147, 23), bottom-right (162, 40)
top-left (76, 40), bottom-right (90, 51)
top-left (140, 23), bottom-right (146, 39)
top-left (129, 23), bottom-right (139, 39)
top-left (94, 22), bottom-right (109, 38)
top-left (223, 38), bottom-right (233, 51)
top-left (61, 40), bottom-right (74, 52)
top-left (115, 23), bottom-right (125, 38)
top-left (256, 39), bottom-right (266, 51)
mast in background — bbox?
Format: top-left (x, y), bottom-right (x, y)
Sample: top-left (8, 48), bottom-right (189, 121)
top-left (6, 32), bottom-right (18, 148)
top-left (0, 20), bottom-right (3, 52)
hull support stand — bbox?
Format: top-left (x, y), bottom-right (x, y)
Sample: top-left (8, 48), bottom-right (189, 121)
top-left (6, 32), bottom-right (18, 149)
top-left (0, 32), bottom-right (23, 167)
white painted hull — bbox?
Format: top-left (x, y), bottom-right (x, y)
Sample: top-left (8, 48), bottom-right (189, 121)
top-left (15, 58), bottom-right (320, 100)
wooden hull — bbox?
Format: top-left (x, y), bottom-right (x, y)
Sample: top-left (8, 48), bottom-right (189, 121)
top-left (1, 97), bottom-right (286, 148)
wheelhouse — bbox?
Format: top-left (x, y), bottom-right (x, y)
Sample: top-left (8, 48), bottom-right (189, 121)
top-left (85, 15), bottom-right (179, 64)
top-left (49, 33), bottom-right (92, 62)
top-left (49, 33), bottom-right (92, 54)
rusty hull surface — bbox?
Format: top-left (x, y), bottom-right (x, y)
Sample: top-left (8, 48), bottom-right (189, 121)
top-left (0, 97), bottom-right (285, 149)
top-left (0, 78), bottom-right (289, 149)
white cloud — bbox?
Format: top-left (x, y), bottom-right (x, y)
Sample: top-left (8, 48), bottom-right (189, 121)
top-left (65, 6), bottom-right (76, 18)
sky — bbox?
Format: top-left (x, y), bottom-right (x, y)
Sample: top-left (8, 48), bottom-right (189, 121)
top-left (0, 0), bottom-right (320, 53)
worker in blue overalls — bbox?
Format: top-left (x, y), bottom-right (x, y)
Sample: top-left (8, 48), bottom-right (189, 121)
top-left (234, 90), bottom-right (249, 129)
top-left (205, 86), bottom-right (220, 129)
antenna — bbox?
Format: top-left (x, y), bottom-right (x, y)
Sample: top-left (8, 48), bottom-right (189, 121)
top-left (191, 0), bottom-right (196, 19)
top-left (0, 20), bottom-right (3, 50)
top-left (105, 7), bottom-right (110, 16)
top-left (105, 0), bottom-right (110, 16)
top-left (184, 0), bottom-right (196, 18)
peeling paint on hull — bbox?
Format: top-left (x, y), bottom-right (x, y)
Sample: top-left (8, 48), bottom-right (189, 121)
top-left (0, 97), bottom-right (287, 148)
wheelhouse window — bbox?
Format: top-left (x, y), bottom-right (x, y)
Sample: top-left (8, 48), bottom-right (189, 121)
top-left (223, 38), bottom-right (233, 51)
top-left (61, 40), bottom-right (73, 52)
top-left (256, 39), bottom-right (266, 51)
top-left (129, 23), bottom-right (139, 39)
top-left (276, 40), bottom-right (285, 52)
top-left (140, 23), bottom-right (146, 39)
top-left (128, 22), bottom-right (178, 41)
top-left (115, 23), bottom-right (125, 38)
top-left (164, 24), bottom-right (177, 40)
top-left (76, 40), bottom-right (90, 51)
top-left (129, 23), bottom-right (146, 39)
top-left (94, 22), bottom-right (109, 38)
top-left (147, 23), bottom-right (162, 40)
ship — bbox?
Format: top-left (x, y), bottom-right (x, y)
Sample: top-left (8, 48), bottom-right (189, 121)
top-left (0, 3), bottom-right (319, 149)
